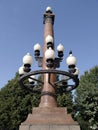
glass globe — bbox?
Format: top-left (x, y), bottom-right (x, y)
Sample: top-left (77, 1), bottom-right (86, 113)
top-left (46, 7), bottom-right (52, 13)
top-left (57, 44), bottom-right (64, 52)
top-left (45, 48), bottom-right (55, 60)
top-left (34, 43), bottom-right (41, 51)
top-left (28, 75), bottom-right (35, 83)
top-left (66, 51), bottom-right (76, 66)
top-left (23, 53), bottom-right (33, 65)
top-left (19, 66), bottom-right (26, 75)
top-left (45, 35), bottom-right (53, 44)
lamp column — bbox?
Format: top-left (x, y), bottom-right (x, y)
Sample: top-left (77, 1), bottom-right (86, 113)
top-left (39, 8), bottom-right (57, 107)
top-left (19, 7), bottom-right (80, 130)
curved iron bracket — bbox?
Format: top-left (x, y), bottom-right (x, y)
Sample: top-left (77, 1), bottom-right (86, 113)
top-left (19, 69), bottom-right (79, 94)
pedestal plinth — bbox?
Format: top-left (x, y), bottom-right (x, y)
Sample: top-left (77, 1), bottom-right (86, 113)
top-left (19, 107), bottom-right (80, 130)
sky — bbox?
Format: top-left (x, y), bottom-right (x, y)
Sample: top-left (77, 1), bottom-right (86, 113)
top-left (0, 0), bottom-right (98, 88)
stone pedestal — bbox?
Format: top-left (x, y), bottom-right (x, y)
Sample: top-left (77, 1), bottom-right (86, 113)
top-left (19, 107), bottom-right (80, 130)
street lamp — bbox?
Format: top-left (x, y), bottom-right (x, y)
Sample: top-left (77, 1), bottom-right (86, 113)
top-left (45, 47), bottom-right (55, 68)
top-left (57, 43), bottom-right (64, 58)
top-left (46, 6), bottom-right (52, 13)
top-left (22, 53), bottom-right (33, 72)
top-left (18, 6), bottom-right (79, 107)
top-left (18, 7), bottom-right (81, 130)
top-left (34, 43), bottom-right (41, 57)
top-left (45, 35), bottom-right (54, 49)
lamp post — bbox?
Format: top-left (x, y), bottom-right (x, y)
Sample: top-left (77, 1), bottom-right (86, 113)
top-left (19, 7), bottom-right (80, 130)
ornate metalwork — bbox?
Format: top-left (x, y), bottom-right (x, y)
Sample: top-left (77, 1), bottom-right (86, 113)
top-left (19, 69), bottom-right (79, 95)
top-left (19, 7), bottom-right (79, 106)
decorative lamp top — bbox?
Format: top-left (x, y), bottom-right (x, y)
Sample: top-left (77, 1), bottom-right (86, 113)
top-left (45, 35), bottom-right (53, 43)
top-left (46, 7), bottom-right (52, 13)
top-left (45, 48), bottom-right (55, 60)
top-left (66, 51), bottom-right (76, 66)
top-left (23, 53), bottom-right (33, 65)
top-left (34, 43), bottom-right (41, 51)
top-left (57, 44), bottom-right (64, 52)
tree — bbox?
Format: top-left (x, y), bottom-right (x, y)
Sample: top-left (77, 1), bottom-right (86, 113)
top-left (57, 93), bottom-right (74, 114)
top-left (0, 73), bottom-right (40, 130)
top-left (56, 74), bottom-right (74, 116)
top-left (74, 66), bottom-right (98, 130)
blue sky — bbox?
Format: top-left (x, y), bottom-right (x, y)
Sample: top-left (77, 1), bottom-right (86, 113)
top-left (0, 0), bottom-right (98, 88)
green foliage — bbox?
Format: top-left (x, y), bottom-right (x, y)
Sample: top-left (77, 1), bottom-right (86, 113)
top-left (0, 73), bottom-right (40, 130)
top-left (75, 66), bottom-right (98, 130)
top-left (56, 74), bottom-right (74, 115)
top-left (57, 93), bottom-right (74, 114)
